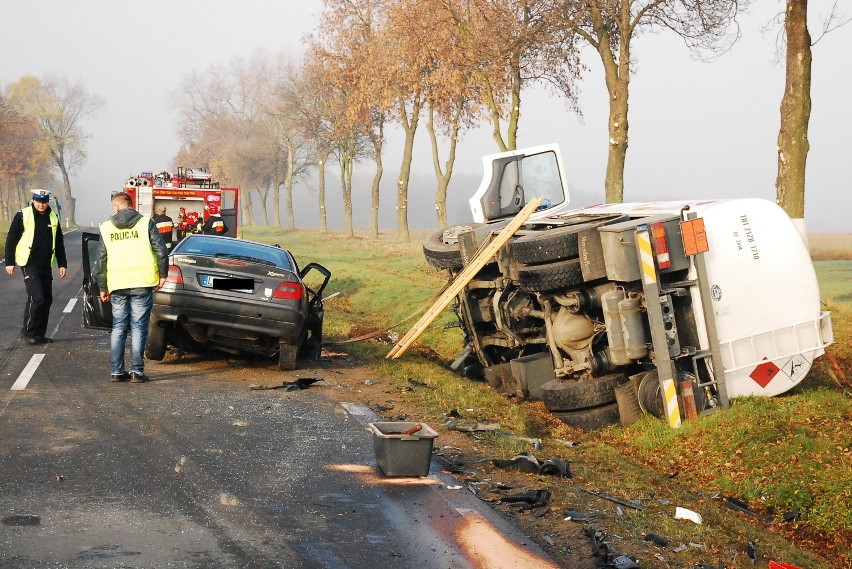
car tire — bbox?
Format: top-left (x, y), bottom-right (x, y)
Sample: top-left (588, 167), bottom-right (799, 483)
top-left (511, 225), bottom-right (583, 265)
top-left (551, 402), bottom-right (620, 430)
top-left (541, 374), bottom-right (625, 411)
top-left (517, 258), bottom-right (584, 292)
top-left (423, 224), bottom-right (482, 269)
top-left (278, 343), bottom-right (298, 371)
top-left (145, 324), bottom-right (167, 361)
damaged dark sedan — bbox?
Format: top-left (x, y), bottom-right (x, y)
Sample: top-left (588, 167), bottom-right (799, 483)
top-left (83, 233), bottom-right (330, 370)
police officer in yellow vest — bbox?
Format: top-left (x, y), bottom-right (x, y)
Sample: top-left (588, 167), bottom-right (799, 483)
top-left (4, 189), bottom-right (68, 344)
top-left (92, 192), bottom-right (168, 383)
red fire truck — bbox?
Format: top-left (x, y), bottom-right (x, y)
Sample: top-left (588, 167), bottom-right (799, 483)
top-left (122, 167), bottom-right (239, 240)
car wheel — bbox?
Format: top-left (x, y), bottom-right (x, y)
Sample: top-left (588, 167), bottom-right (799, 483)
top-left (551, 402), bottom-right (620, 430)
top-left (541, 374), bottom-right (625, 411)
top-left (278, 343), bottom-right (298, 371)
top-left (422, 223), bottom-right (482, 269)
top-left (511, 225), bottom-right (583, 265)
top-left (145, 324), bottom-right (167, 361)
top-left (516, 258), bottom-right (584, 292)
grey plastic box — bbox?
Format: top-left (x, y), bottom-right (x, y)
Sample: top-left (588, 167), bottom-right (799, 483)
top-left (368, 422), bottom-right (439, 477)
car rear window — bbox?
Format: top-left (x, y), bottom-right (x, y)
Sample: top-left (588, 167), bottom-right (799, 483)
top-left (173, 236), bottom-right (293, 270)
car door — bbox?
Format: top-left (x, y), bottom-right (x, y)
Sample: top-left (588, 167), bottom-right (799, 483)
top-left (468, 143), bottom-right (572, 223)
top-left (81, 231), bottom-right (112, 330)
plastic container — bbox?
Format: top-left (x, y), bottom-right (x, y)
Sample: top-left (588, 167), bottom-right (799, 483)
top-left (368, 422), bottom-right (439, 477)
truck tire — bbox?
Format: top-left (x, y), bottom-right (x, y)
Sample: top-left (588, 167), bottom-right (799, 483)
top-left (517, 258), bottom-right (584, 292)
top-left (145, 324), bottom-right (167, 361)
top-left (511, 225), bottom-right (582, 265)
top-left (541, 374), bottom-right (625, 411)
top-left (278, 343), bottom-right (298, 371)
top-left (423, 223), bottom-right (482, 269)
top-left (551, 402), bottom-right (620, 430)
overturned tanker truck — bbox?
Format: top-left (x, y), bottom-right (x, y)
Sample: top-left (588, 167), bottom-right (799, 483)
top-left (422, 144), bottom-right (834, 429)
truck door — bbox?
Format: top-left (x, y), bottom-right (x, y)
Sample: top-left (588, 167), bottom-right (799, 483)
top-left (469, 144), bottom-right (570, 223)
top-left (81, 232), bottom-right (112, 330)
top-left (220, 188), bottom-right (238, 237)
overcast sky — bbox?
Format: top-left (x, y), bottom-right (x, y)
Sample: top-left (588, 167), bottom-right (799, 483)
top-left (2, 0), bottom-right (850, 232)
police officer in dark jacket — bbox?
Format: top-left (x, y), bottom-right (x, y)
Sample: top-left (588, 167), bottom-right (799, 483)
top-left (4, 189), bottom-right (68, 344)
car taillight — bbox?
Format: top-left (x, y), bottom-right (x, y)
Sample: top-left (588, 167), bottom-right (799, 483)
top-left (167, 265), bottom-right (184, 285)
top-left (650, 222), bottom-right (671, 270)
top-left (273, 281), bottom-right (303, 300)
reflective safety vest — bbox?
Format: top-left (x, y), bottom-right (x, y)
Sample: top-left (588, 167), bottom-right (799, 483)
top-left (100, 216), bottom-right (159, 292)
top-left (15, 206), bottom-right (59, 267)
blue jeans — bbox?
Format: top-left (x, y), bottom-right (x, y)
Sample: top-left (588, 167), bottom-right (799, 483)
top-left (109, 288), bottom-right (153, 375)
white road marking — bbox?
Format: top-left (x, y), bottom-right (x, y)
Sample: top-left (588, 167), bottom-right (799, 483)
top-left (63, 298), bottom-right (77, 313)
top-left (11, 354), bottom-right (45, 391)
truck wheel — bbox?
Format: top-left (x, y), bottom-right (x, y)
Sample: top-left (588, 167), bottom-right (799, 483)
top-left (551, 402), bottom-right (620, 430)
top-left (541, 374), bottom-right (625, 411)
top-left (511, 225), bottom-right (582, 265)
top-left (423, 224), bottom-right (481, 269)
top-left (517, 258), bottom-right (584, 292)
top-left (278, 343), bottom-right (298, 371)
top-left (145, 324), bottom-right (167, 361)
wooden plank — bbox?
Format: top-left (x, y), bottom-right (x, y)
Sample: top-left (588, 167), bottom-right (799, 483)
top-left (387, 197), bottom-right (543, 359)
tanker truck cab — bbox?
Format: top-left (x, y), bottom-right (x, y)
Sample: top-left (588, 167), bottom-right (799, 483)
top-left (424, 144), bottom-right (834, 429)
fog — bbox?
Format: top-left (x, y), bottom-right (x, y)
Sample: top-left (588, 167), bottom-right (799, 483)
top-left (2, 0), bottom-right (850, 232)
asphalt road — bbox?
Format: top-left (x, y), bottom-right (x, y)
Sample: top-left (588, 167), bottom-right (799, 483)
top-left (0, 229), bottom-right (559, 569)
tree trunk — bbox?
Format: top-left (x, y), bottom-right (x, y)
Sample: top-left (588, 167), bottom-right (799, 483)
top-left (272, 176), bottom-right (282, 227)
top-left (242, 188), bottom-right (255, 226)
top-left (57, 161), bottom-right (76, 225)
top-left (339, 148), bottom-right (354, 237)
top-left (776, 0), bottom-right (811, 220)
top-left (285, 140), bottom-right (295, 230)
top-left (318, 152), bottom-right (328, 233)
top-left (370, 139), bottom-right (383, 240)
top-left (427, 102), bottom-right (462, 228)
top-left (396, 96), bottom-right (422, 243)
top-left (599, 35), bottom-right (630, 204)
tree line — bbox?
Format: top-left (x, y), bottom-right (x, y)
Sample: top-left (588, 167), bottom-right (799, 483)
top-left (1, 0), bottom-right (843, 241)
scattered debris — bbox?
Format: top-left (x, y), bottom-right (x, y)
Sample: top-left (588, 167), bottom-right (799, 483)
top-left (674, 506), bottom-right (703, 524)
top-left (721, 496), bottom-right (773, 522)
top-left (501, 489), bottom-right (552, 509)
top-left (490, 453), bottom-right (572, 477)
top-left (249, 377), bottom-right (324, 391)
top-left (543, 535), bottom-right (555, 546)
top-left (448, 421), bottom-right (501, 432)
top-left (496, 431), bottom-right (543, 449)
top-left (555, 439), bottom-right (581, 447)
top-left (782, 510), bottom-right (800, 522)
top-left (446, 485), bottom-right (463, 490)
top-left (768, 561), bottom-right (802, 569)
top-left (444, 408), bottom-right (464, 418)
top-left (643, 533), bottom-right (669, 547)
top-left (564, 509), bottom-right (608, 522)
top-left (407, 377), bottom-right (434, 389)
top-left (584, 526), bottom-right (640, 569)
top-left (747, 540), bottom-right (758, 563)
top-left (582, 489), bottom-right (642, 511)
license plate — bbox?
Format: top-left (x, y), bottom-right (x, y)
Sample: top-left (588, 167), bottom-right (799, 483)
top-left (200, 274), bottom-right (214, 287)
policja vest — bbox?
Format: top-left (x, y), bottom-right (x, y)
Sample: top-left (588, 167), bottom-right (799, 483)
top-left (15, 206), bottom-right (59, 267)
top-left (99, 216), bottom-right (160, 292)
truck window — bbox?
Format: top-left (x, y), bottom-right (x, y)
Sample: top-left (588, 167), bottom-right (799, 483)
top-left (519, 151), bottom-right (563, 209)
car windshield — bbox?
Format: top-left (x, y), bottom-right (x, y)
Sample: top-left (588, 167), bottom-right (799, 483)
top-left (173, 236), bottom-right (293, 270)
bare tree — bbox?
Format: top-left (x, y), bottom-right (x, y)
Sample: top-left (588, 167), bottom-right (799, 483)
top-left (7, 76), bottom-right (103, 224)
top-left (572, 0), bottom-right (744, 203)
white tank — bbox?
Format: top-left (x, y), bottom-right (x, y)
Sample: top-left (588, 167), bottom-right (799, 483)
top-left (688, 199), bottom-right (833, 397)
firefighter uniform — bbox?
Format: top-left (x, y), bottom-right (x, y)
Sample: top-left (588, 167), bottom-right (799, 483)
top-left (153, 210), bottom-right (175, 249)
top-left (201, 215), bottom-right (228, 235)
top-left (4, 190), bottom-right (68, 343)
